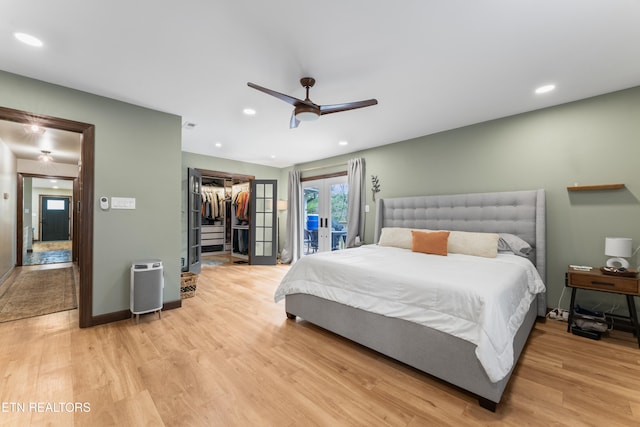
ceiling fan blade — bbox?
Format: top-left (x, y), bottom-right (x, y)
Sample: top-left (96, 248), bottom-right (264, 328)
top-left (319, 99), bottom-right (378, 115)
top-left (289, 111), bottom-right (300, 129)
top-left (247, 82), bottom-right (303, 106)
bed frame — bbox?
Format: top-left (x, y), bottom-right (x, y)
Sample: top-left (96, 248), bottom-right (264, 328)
top-left (285, 189), bottom-right (546, 411)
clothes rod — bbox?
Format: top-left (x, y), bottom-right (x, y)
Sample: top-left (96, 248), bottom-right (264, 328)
top-left (300, 162), bottom-right (347, 172)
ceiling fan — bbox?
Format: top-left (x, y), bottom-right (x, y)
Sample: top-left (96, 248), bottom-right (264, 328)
top-left (247, 77), bottom-right (378, 128)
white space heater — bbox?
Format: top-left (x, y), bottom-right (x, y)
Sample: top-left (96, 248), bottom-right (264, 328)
top-left (130, 259), bottom-right (164, 323)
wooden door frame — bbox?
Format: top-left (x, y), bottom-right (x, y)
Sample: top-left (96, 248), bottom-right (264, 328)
top-left (2, 106), bottom-right (95, 328)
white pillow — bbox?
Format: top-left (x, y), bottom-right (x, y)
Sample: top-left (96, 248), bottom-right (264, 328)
top-left (379, 227), bottom-right (499, 258)
top-left (377, 227), bottom-right (412, 249)
top-left (448, 231), bottom-right (499, 258)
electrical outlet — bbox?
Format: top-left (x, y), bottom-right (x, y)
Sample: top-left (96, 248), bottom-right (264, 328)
top-left (548, 308), bottom-right (569, 321)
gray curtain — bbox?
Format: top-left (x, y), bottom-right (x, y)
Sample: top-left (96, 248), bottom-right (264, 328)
top-left (346, 158), bottom-right (365, 248)
top-left (280, 170), bottom-right (303, 264)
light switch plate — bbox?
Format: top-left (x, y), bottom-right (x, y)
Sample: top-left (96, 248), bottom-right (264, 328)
top-left (111, 197), bottom-right (136, 209)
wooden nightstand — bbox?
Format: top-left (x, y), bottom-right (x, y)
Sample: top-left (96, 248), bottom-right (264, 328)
top-left (565, 267), bottom-right (640, 347)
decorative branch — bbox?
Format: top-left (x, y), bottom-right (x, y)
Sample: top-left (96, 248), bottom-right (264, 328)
top-left (371, 175), bottom-right (381, 201)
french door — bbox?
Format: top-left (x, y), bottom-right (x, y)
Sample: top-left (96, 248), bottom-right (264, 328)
top-left (187, 168), bottom-right (202, 274)
top-left (302, 176), bottom-right (348, 254)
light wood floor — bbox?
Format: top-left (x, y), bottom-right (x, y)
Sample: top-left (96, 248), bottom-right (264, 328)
top-left (1, 262), bottom-right (640, 426)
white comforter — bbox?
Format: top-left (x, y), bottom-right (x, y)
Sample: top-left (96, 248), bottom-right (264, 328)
top-left (274, 245), bottom-right (545, 382)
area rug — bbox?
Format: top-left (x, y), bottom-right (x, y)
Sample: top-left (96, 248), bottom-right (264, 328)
top-left (0, 267), bottom-right (77, 323)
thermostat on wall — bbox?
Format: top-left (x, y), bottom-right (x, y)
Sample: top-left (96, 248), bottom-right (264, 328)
top-left (100, 196), bottom-right (109, 210)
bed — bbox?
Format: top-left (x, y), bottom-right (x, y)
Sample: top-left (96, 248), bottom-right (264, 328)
top-left (274, 189), bottom-right (546, 411)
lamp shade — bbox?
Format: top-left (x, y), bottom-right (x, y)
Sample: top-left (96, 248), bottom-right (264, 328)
top-left (605, 237), bottom-right (632, 257)
top-left (277, 200), bottom-right (288, 211)
top-left (605, 237), bottom-right (632, 268)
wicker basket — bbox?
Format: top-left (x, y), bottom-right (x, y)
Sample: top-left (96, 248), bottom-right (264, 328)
top-left (180, 272), bottom-right (198, 298)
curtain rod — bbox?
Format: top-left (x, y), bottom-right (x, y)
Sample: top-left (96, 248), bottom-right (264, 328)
top-left (299, 162), bottom-right (347, 172)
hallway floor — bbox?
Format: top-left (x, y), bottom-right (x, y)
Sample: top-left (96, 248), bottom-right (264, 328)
top-left (23, 240), bottom-right (72, 266)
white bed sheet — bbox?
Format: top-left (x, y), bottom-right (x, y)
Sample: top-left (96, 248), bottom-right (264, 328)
top-left (274, 245), bottom-right (545, 382)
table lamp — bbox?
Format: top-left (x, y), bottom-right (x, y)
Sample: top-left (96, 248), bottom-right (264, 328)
top-left (604, 237), bottom-right (632, 268)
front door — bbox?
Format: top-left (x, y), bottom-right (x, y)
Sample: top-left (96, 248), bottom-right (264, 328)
top-left (41, 196), bottom-right (71, 241)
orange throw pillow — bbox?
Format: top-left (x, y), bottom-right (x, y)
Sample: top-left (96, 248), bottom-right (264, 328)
top-left (411, 230), bottom-right (450, 256)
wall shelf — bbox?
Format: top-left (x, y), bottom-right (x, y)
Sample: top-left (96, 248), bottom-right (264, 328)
top-left (567, 183), bottom-right (625, 192)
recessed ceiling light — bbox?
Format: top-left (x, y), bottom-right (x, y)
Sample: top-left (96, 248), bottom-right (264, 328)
top-left (14, 32), bottom-right (43, 47)
top-left (535, 84), bottom-right (556, 95)
top-left (214, 142), bottom-right (222, 148)
top-left (243, 108), bottom-right (256, 116)
top-left (338, 140), bottom-right (349, 146)
top-left (270, 154), bottom-right (276, 159)
top-left (24, 124), bottom-right (46, 135)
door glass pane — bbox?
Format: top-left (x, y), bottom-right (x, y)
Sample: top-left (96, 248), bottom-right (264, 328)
top-left (330, 182), bottom-right (348, 251)
top-left (253, 182), bottom-right (274, 259)
top-left (46, 199), bottom-right (65, 210)
top-left (303, 185), bottom-right (319, 255)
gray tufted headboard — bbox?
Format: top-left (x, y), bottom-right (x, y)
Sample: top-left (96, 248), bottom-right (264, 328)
top-left (373, 189), bottom-right (546, 315)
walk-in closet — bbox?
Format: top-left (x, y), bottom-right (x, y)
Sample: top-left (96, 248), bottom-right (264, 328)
top-left (187, 168), bottom-right (278, 273)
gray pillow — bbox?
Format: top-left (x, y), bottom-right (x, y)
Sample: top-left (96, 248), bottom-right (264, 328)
top-left (498, 233), bottom-right (533, 257)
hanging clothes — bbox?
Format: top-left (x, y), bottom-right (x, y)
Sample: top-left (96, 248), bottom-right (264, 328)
top-left (233, 190), bottom-right (250, 223)
top-left (200, 185), bottom-right (225, 220)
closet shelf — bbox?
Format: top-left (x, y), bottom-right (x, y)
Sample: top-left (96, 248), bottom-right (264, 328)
top-left (567, 184), bottom-right (625, 192)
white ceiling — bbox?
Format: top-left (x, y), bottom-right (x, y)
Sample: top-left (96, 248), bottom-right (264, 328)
top-left (32, 177), bottom-right (74, 190)
top-left (2, 1), bottom-right (639, 168)
top-left (0, 120), bottom-right (81, 165)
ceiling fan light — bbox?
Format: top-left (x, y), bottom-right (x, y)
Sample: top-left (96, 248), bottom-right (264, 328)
top-left (295, 106), bottom-right (319, 122)
top-left (295, 111), bottom-right (319, 121)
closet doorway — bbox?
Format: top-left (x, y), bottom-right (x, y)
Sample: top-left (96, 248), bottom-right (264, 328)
top-left (187, 168), bottom-right (255, 272)
top-left (302, 175), bottom-right (348, 255)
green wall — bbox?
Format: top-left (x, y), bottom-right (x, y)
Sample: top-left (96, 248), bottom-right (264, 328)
top-left (0, 70), bottom-right (182, 316)
top-left (292, 86), bottom-right (640, 315)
